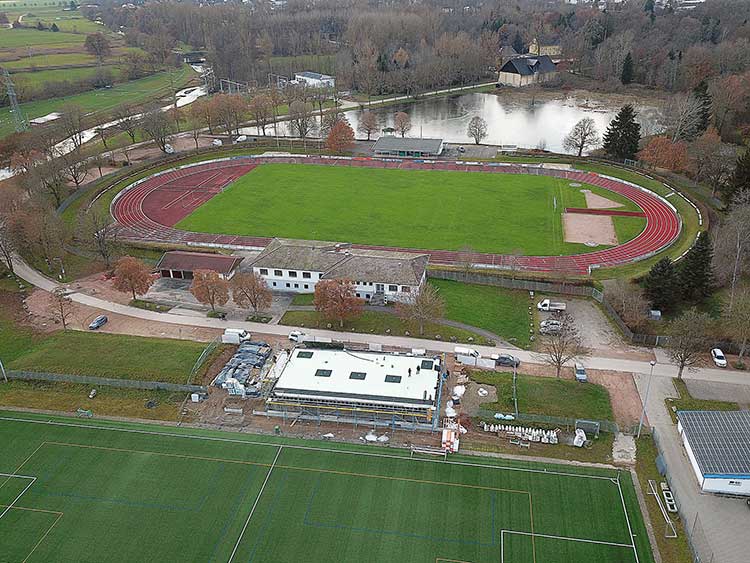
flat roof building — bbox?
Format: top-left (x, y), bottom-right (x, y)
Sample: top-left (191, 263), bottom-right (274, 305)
top-left (268, 348), bottom-right (442, 427)
top-left (372, 136), bottom-right (444, 158)
top-left (677, 410), bottom-right (750, 496)
top-left (294, 71), bottom-right (335, 89)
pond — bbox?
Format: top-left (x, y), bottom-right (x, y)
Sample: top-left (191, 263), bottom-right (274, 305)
top-left (344, 92), bottom-right (661, 155)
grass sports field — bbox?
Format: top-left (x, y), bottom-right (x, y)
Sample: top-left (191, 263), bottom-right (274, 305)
top-left (1, 412), bottom-right (654, 563)
top-left (176, 163), bottom-right (647, 255)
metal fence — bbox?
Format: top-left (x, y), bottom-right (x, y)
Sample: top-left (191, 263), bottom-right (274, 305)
top-left (652, 427), bottom-right (716, 563)
top-left (7, 370), bottom-right (207, 393)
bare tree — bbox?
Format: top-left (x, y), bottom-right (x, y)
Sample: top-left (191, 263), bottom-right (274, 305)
top-left (59, 104), bottom-right (86, 151)
top-left (25, 159), bottom-right (68, 207)
top-left (457, 245), bottom-right (477, 274)
top-left (357, 111), bottom-right (380, 141)
top-left (231, 272), bottom-right (272, 313)
top-left (396, 284), bottom-right (445, 335)
top-left (664, 93), bottom-right (703, 143)
top-left (667, 309), bottom-right (712, 378)
top-left (288, 100), bottom-right (316, 148)
top-left (536, 313), bottom-right (589, 378)
top-left (722, 288), bottom-right (750, 362)
top-left (114, 104), bottom-right (140, 144)
top-left (466, 116), bottom-right (488, 145)
top-left (49, 287), bottom-right (74, 330)
top-left (563, 118), bottom-right (600, 156)
top-left (248, 94), bottom-right (273, 136)
top-left (689, 128), bottom-right (734, 196)
top-left (606, 279), bottom-right (649, 330)
top-left (394, 112), bottom-right (411, 138)
top-left (140, 106), bottom-right (173, 153)
top-left (77, 206), bottom-right (119, 267)
top-left (60, 149), bottom-right (89, 188)
top-left (712, 198), bottom-right (750, 312)
top-left (95, 126), bottom-right (112, 150)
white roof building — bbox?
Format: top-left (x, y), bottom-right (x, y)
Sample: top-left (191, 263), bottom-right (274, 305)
top-left (294, 71), bottom-right (335, 89)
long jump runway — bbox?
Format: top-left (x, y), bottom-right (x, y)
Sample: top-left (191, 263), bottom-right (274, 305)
top-left (110, 156), bottom-right (682, 274)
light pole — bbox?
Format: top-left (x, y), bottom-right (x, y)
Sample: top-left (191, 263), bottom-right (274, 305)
top-left (637, 360), bottom-right (657, 439)
top-left (512, 360), bottom-right (519, 418)
top-left (0, 358), bottom-right (7, 383)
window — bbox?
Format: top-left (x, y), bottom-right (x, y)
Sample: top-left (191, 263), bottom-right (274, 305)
top-left (402, 286), bottom-right (411, 293)
top-left (420, 360), bottom-right (433, 370)
top-left (385, 375), bottom-right (402, 383)
top-left (302, 272), bottom-right (311, 279)
top-left (285, 283), bottom-right (290, 288)
top-left (388, 285), bottom-right (398, 292)
top-left (272, 282), bottom-right (277, 287)
top-left (274, 270), bottom-right (283, 276)
top-left (259, 268), bottom-right (268, 275)
top-left (289, 271), bottom-right (297, 278)
top-left (349, 372), bottom-right (366, 380)
top-left (356, 293), bottom-right (360, 298)
top-left (294, 283), bottom-right (299, 288)
top-left (297, 351), bottom-right (314, 359)
top-left (304, 284), bottom-right (309, 289)
top-left (315, 369), bottom-right (332, 377)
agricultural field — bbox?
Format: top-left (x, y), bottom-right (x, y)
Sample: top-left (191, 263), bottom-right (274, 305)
top-left (176, 163), bottom-right (646, 256)
top-left (0, 412), bottom-right (654, 563)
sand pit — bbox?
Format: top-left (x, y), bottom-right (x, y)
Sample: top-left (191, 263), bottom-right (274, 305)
top-left (563, 212), bottom-right (618, 246)
top-left (580, 189), bottom-right (623, 209)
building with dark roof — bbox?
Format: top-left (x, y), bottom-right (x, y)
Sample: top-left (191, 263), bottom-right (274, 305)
top-left (372, 136), bottom-right (444, 158)
top-left (249, 238), bottom-right (429, 302)
top-left (677, 410), bottom-right (750, 496)
top-left (497, 55), bottom-right (558, 88)
top-left (156, 251), bottom-right (243, 280)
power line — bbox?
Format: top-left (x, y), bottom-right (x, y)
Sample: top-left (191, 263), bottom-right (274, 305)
top-left (2, 69), bottom-right (28, 132)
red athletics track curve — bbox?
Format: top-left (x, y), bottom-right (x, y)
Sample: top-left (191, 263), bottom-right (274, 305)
top-left (110, 156), bottom-right (681, 274)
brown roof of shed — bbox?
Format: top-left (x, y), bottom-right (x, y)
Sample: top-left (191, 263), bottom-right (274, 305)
top-left (156, 251), bottom-right (243, 274)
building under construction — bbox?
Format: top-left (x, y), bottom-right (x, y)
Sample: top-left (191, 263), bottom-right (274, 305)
top-left (264, 347), bottom-right (444, 431)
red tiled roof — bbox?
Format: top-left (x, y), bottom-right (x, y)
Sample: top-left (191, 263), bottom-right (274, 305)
top-left (156, 251), bottom-right (243, 274)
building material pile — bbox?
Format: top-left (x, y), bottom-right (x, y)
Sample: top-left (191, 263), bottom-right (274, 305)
top-left (212, 341), bottom-right (272, 397)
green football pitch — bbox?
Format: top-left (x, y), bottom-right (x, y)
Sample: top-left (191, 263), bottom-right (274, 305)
top-left (0, 412), bottom-right (654, 563)
top-left (175, 163), bottom-right (646, 255)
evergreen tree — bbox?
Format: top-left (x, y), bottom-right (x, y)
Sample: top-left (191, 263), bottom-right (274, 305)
top-left (692, 80), bottom-right (712, 135)
top-left (602, 105), bottom-right (641, 161)
top-left (621, 53), bottom-right (634, 85)
top-left (679, 232), bottom-right (714, 301)
top-left (724, 148), bottom-right (750, 202)
top-left (512, 32), bottom-right (525, 54)
top-left (643, 258), bottom-right (679, 312)
top-left (644, 0), bottom-right (655, 13)
top-left (50, 22), bottom-right (59, 32)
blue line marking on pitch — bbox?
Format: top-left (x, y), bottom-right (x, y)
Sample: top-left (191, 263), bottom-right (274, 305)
top-left (246, 473), bottom-right (289, 563)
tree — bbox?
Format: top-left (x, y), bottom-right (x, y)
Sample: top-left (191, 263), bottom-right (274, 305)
top-left (84, 32), bottom-right (111, 62)
top-left (563, 118), bottom-right (600, 156)
top-left (606, 280), bottom-right (649, 330)
top-left (231, 272), bottom-right (271, 313)
top-left (95, 126), bottom-right (111, 149)
top-left (50, 22), bottom-right (59, 32)
top-left (722, 288), bottom-right (750, 361)
top-left (313, 278), bottom-right (363, 328)
top-left (49, 287), bottom-right (74, 331)
top-left (59, 148), bottom-right (89, 188)
top-left (113, 256), bottom-right (154, 300)
top-left (396, 284), bottom-right (445, 335)
top-left (288, 100), bottom-right (316, 147)
top-left (326, 120), bottom-right (356, 153)
top-left (357, 111), bottom-right (379, 141)
top-left (248, 94), bottom-right (273, 136)
top-left (140, 106), bottom-right (173, 153)
top-left (664, 93), bottom-right (704, 143)
top-left (466, 116), bottom-right (488, 145)
top-left (602, 105), bottom-right (641, 160)
top-left (394, 112), bottom-right (411, 138)
top-left (689, 128), bottom-right (733, 196)
top-left (77, 206), bottom-right (119, 267)
top-left (724, 149), bottom-right (750, 202)
top-left (190, 270), bottom-right (229, 312)
top-left (712, 199), bottom-right (750, 312)
top-left (692, 80), bottom-right (712, 135)
top-left (678, 232), bottom-right (714, 301)
top-left (620, 52), bottom-right (634, 85)
top-left (637, 136), bottom-right (690, 173)
top-left (59, 104), bottom-right (86, 151)
top-left (188, 102), bottom-right (204, 149)
top-left (114, 104), bottom-right (139, 144)
top-left (537, 313), bottom-right (589, 378)
top-left (667, 309), bottom-right (712, 378)
top-left (643, 258), bottom-right (679, 312)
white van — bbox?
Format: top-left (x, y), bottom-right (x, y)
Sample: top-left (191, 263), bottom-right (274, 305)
top-left (454, 346), bottom-right (480, 358)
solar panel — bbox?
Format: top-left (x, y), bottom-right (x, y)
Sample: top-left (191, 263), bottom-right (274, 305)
top-left (677, 411), bottom-right (750, 476)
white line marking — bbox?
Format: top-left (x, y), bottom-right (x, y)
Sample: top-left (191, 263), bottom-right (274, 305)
top-left (0, 476), bottom-right (36, 520)
top-left (0, 416), bottom-right (616, 482)
top-left (227, 445), bottom-right (282, 563)
top-left (616, 474), bottom-right (640, 563)
top-left (504, 529), bottom-right (635, 548)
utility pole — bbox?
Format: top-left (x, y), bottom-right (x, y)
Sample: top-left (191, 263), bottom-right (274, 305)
top-left (3, 69), bottom-right (28, 132)
top-left (0, 358), bottom-right (7, 383)
top-left (637, 360), bottom-right (657, 438)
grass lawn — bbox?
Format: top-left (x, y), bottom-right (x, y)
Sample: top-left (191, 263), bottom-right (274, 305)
top-left (0, 411), bottom-right (654, 563)
top-left (279, 310), bottom-right (492, 344)
top-left (291, 293), bottom-right (315, 305)
top-left (0, 28), bottom-right (84, 48)
top-left (7, 331), bottom-right (208, 384)
top-left (176, 163), bottom-right (643, 255)
top-left (665, 378), bottom-right (740, 423)
top-left (0, 380), bottom-right (186, 421)
top-left (0, 52), bottom-right (99, 69)
top-left (471, 370), bottom-right (614, 421)
top-left (13, 65), bottom-right (123, 89)
top-left (431, 279), bottom-right (532, 348)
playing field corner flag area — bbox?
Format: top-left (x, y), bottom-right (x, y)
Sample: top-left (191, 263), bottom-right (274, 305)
top-left (0, 412), bottom-right (653, 563)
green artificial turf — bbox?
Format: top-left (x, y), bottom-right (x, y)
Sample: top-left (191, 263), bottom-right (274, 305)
top-left (431, 279), bottom-right (533, 348)
top-left (0, 412), bottom-right (654, 563)
top-left (176, 163), bottom-right (644, 256)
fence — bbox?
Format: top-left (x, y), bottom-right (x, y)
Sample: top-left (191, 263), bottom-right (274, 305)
top-left (7, 370), bottom-right (207, 393)
top-left (652, 427), bottom-right (716, 563)
top-left (429, 269), bottom-right (670, 347)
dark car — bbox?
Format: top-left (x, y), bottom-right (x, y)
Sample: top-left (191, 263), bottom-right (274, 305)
top-left (494, 354), bottom-right (520, 368)
top-left (88, 315), bottom-right (108, 330)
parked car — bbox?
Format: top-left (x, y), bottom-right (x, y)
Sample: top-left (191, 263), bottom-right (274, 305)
top-left (539, 324), bottom-right (561, 335)
top-left (492, 354), bottom-right (520, 368)
top-left (88, 388), bottom-right (97, 399)
top-left (234, 135), bottom-right (247, 144)
top-left (537, 298), bottom-right (567, 312)
top-left (212, 138), bottom-right (223, 146)
top-left (458, 146), bottom-right (466, 153)
top-left (574, 363), bottom-right (588, 383)
top-left (288, 330), bottom-right (306, 342)
top-left (88, 315), bottom-right (108, 330)
top-left (540, 319), bottom-right (562, 329)
top-left (711, 348), bottom-right (727, 368)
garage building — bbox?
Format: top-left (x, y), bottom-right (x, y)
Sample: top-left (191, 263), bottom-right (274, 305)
top-left (677, 410), bottom-right (750, 496)
top-left (156, 250), bottom-right (243, 280)
top-left (372, 136), bottom-right (444, 158)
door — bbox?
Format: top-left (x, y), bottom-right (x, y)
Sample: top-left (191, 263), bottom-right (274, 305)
top-left (375, 284), bottom-right (384, 292)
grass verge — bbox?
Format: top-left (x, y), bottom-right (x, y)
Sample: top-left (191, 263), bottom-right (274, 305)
top-left (665, 378), bottom-right (740, 423)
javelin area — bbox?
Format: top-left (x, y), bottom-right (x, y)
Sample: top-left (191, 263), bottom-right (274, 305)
top-left (1, 413), bottom-right (653, 563)
top-left (110, 156), bottom-right (681, 274)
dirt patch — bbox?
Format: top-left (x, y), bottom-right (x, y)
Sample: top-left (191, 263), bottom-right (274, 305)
top-left (581, 189), bottom-right (623, 209)
top-left (586, 369), bottom-right (643, 429)
top-left (563, 213), bottom-right (618, 246)
top-left (459, 381), bottom-right (498, 417)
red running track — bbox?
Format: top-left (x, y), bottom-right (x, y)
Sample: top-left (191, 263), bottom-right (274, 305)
top-left (110, 156), bottom-right (682, 274)
top-left (564, 208), bottom-right (646, 218)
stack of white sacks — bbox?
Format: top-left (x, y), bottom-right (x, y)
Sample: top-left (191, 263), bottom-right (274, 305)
top-left (481, 422), bottom-right (559, 445)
